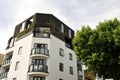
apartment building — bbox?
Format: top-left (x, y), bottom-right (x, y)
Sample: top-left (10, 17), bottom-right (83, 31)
top-left (0, 13), bottom-right (84, 80)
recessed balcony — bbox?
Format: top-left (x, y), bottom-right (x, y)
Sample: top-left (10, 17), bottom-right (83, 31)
top-left (30, 48), bottom-right (49, 59)
top-left (34, 27), bottom-right (50, 38)
top-left (2, 59), bottom-right (11, 68)
top-left (28, 64), bottom-right (48, 77)
top-left (0, 72), bottom-right (8, 79)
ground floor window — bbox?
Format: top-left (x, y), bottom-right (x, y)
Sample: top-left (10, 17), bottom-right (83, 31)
top-left (29, 76), bottom-right (45, 80)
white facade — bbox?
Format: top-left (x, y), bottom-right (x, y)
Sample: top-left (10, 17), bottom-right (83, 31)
top-left (0, 33), bottom-right (78, 80)
top-left (0, 13), bottom-right (84, 80)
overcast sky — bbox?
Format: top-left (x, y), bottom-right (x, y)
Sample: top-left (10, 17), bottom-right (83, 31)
top-left (0, 0), bottom-right (120, 54)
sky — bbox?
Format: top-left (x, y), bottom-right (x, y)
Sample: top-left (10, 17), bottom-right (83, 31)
top-left (0, 0), bottom-right (120, 54)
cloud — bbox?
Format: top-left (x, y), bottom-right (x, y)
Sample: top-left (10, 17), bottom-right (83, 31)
top-left (0, 0), bottom-right (120, 53)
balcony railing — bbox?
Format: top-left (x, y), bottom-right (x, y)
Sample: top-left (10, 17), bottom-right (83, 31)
top-left (31, 48), bottom-right (49, 56)
top-left (3, 59), bottom-right (11, 65)
top-left (28, 64), bottom-right (48, 73)
top-left (0, 72), bottom-right (8, 79)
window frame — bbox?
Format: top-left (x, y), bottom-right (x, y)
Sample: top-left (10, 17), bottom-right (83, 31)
top-left (32, 59), bottom-right (46, 65)
top-left (69, 66), bottom-right (73, 75)
top-left (68, 29), bottom-right (72, 38)
top-left (13, 78), bottom-right (16, 80)
top-left (69, 53), bottom-right (73, 60)
top-left (18, 47), bottom-right (22, 55)
top-left (15, 61), bottom-right (20, 70)
top-left (59, 63), bottom-right (64, 72)
top-left (34, 43), bottom-right (48, 49)
top-left (59, 48), bottom-right (64, 57)
top-left (61, 24), bottom-right (64, 33)
top-left (29, 76), bottom-right (45, 80)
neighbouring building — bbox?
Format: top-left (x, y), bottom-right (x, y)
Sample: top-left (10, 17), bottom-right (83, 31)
top-left (0, 54), bottom-right (4, 69)
top-left (0, 13), bottom-right (84, 80)
top-left (84, 70), bottom-right (94, 80)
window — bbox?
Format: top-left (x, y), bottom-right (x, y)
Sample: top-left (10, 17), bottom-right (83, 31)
top-left (13, 78), bottom-right (16, 80)
top-left (20, 22), bottom-right (25, 32)
top-left (15, 61), bottom-right (20, 70)
top-left (29, 76), bottom-right (45, 80)
top-left (32, 59), bottom-right (46, 65)
top-left (59, 48), bottom-right (64, 56)
top-left (69, 53), bottom-right (73, 60)
top-left (69, 66), bottom-right (73, 75)
top-left (9, 37), bottom-right (14, 47)
top-left (68, 29), bottom-right (72, 38)
top-left (35, 27), bottom-right (50, 33)
top-left (35, 27), bottom-right (50, 37)
top-left (25, 18), bottom-right (33, 29)
top-left (59, 63), bottom-right (64, 72)
top-left (34, 43), bottom-right (48, 49)
top-left (61, 24), bottom-right (64, 33)
top-left (18, 47), bottom-right (22, 55)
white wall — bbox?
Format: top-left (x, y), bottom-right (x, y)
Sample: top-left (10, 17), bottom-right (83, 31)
top-left (46, 35), bottom-right (78, 80)
top-left (7, 34), bottom-right (33, 80)
top-left (5, 34), bottom-right (78, 80)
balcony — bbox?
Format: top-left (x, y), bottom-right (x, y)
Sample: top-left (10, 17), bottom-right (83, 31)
top-left (30, 48), bottom-right (49, 59)
top-left (34, 27), bottom-right (50, 38)
top-left (2, 59), bottom-right (11, 68)
top-left (28, 64), bottom-right (48, 77)
top-left (0, 72), bottom-right (8, 79)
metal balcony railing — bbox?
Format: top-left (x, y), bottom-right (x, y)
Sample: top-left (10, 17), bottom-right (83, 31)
top-left (3, 59), bottom-right (11, 65)
top-left (0, 72), bottom-right (8, 79)
top-left (31, 48), bottom-right (49, 56)
top-left (28, 64), bottom-right (48, 73)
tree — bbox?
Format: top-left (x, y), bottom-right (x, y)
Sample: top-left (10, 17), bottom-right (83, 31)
top-left (73, 18), bottom-right (120, 80)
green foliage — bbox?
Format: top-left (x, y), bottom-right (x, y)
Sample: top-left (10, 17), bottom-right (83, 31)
top-left (73, 18), bottom-right (120, 79)
top-left (17, 26), bottom-right (33, 38)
